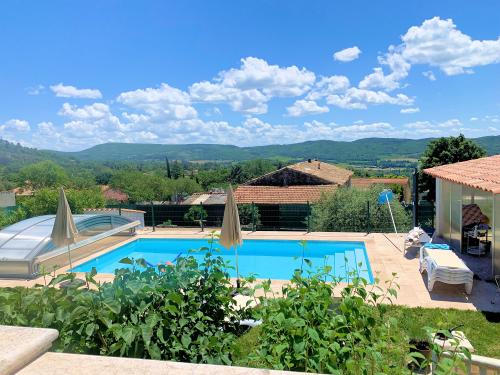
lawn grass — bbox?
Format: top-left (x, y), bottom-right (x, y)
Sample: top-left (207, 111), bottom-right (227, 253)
top-left (385, 305), bottom-right (500, 358)
top-left (232, 305), bottom-right (500, 365)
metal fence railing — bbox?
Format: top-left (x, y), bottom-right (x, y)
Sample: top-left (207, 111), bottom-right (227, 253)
top-left (107, 200), bottom-right (419, 234)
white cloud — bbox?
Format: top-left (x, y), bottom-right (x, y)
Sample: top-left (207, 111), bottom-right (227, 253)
top-left (400, 107), bottom-right (420, 114)
top-left (189, 57), bottom-right (315, 114)
top-left (59, 102), bottom-right (112, 119)
top-left (359, 17), bottom-right (500, 92)
top-left (27, 84), bottom-right (45, 95)
top-left (37, 122), bottom-right (57, 136)
top-left (333, 122), bottom-right (393, 133)
top-left (326, 87), bottom-right (414, 109)
top-left (439, 118), bottom-right (462, 128)
top-left (50, 83), bottom-right (102, 99)
top-left (58, 103), bottom-right (125, 134)
top-left (400, 17), bottom-right (500, 75)
top-left (306, 75), bottom-right (350, 100)
top-left (333, 46), bottom-right (362, 62)
top-left (117, 83), bottom-right (198, 120)
top-left (467, 115), bottom-right (499, 124)
top-left (422, 71), bottom-right (436, 81)
top-left (286, 100), bottom-right (329, 117)
top-left (0, 119), bottom-right (31, 132)
top-left (404, 118), bottom-right (462, 131)
top-left (359, 52), bottom-right (411, 91)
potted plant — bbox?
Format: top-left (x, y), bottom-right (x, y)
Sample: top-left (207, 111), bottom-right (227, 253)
top-left (408, 338), bottom-right (431, 371)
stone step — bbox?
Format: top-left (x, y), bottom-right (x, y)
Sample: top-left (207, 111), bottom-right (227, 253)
top-left (0, 325), bottom-right (58, 375)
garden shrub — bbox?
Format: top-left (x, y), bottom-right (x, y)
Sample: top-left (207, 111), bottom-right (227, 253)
top-left (0, 207), bottom-right (27, 229)
top-left (19, 187), bottom-right (105, 216)
top-left (238, 204), bottom-right (261, 228)
top-left (250, 268), bottom-right (409, 374)
top-left (0, 249), bottom-right (249, 364)
top-left (312, 186), bottom-right (412, 233)
top-left (184, 205), bottom-right (208, 225)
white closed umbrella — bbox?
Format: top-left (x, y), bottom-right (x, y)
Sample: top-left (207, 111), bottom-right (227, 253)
top-left (220, 185), bottom-right (243, 286)
top-left (50, 187), bottom-right (78, 270)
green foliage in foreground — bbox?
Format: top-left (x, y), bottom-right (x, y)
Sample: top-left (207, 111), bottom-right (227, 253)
top-left (241, 268), bottom-right (470, 374)
top-left (248, 271), bottom-right (410, 374)
top-left (0, 250), bottom-right (249, 364)
top-left (312, 186), bottom-right (412, 233)
top-left (0, 245), bottom-right (474, 373)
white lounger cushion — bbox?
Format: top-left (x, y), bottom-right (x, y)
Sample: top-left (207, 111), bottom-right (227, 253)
top-left (419, 247), bottom-right (473, 294)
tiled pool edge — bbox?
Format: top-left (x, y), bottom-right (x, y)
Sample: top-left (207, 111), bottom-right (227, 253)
top-left (71, 237), bottom-right (374, 283)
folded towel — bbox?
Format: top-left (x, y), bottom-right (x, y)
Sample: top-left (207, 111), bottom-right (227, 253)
top-left (424, 243), bottom-right (450, 250)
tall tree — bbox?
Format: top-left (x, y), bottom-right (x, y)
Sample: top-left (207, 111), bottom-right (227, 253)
top-left (165, 157), bottom-right (172, 179)
top-left (18, 160), bottom-right (69, 189)
top-left (418, 134), bottom-right (486, 201)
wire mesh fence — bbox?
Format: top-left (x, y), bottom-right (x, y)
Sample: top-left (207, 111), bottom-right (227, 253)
top-left (107, 200), bottom-right (419, 233)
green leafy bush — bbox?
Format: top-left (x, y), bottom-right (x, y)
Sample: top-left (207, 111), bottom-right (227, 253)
top-left (184, 205), bottom-right (207, 225)
top-left (0, 250), bottom-right (248, 364)
top-left (238, 204), bottom-right (260, 228)
top-left (0, 207), bottom-right (27, 229)
top-left (250, 268), bottom-right (409, 374)
top-left (19, 187), bottom-right (105, 216)
top-left (312, 186), bottom-right (412, 233)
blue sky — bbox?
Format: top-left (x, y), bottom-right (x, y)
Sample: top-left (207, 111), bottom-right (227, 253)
top-left (0, 1), bottom-right (499, 151)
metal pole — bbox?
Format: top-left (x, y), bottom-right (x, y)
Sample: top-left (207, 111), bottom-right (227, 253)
top-left (412, 168), bottom-right (418, 227)
top-left (386, 196), bottom-right (398, 234)
top-left (251, 202), bottom-right (256, 232)
top-left (200, 202), bottom-right (204, 232)
top-left (307, 201), bottom-right (311, 233)
top-left (366, 201), bottom-right (371, 234)
top-left (67, 243), bottom-right (73, 271)
top-left (151, 202), bottom-right (156, 232)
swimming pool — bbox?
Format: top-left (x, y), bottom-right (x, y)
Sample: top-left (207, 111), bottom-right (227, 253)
top-left (72, 238), bottom-right (373, 282)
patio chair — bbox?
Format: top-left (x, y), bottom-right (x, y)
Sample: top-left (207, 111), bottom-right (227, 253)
top-left (419, 246), bottom-right (474, 294)
top-left (404, 227), bottom-right (432, 255)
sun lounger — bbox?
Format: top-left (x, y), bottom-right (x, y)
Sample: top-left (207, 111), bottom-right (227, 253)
top-left (419, 246), bottom-right (473, 294)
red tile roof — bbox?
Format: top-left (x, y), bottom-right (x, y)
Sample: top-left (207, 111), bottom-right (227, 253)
top-left (234, 185), bottom-right (336, 204)
top-left (351, 177), bottom-right (409, 188)
top-left (245, 160), bottom-right (353, 187)
top-left (423, 155), bottom-right (500, 194)
top-left (288, 161), bottom-right (353, 185)
top-left (100, 185), bottom-right (129, 202)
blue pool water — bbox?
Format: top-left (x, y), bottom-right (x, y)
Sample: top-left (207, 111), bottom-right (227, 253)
top-left (72, 238), bottom-right (373, 282)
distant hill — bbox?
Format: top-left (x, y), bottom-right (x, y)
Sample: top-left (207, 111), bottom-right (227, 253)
top-left (61, 135), bottom-right (500, 163)
top-left (1, 135), bottom-right (499, 169)
top-left (0, 140), bottom-right (68, 169)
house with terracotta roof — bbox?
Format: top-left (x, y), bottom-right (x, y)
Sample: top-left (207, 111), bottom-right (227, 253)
top-left (423, 154), bottom-right (500, 276)
top-left (235, 159), bottom-right (352, 205)
top-left (234, 159), bottom-right (352, 229)
top-left (351, 177), bottom-right (411, 202)
top-left (99, 185), bottom-right (128, 202)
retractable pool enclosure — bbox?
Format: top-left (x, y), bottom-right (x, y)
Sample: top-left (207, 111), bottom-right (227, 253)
top-left (0, 214), bottom-right (140, 278)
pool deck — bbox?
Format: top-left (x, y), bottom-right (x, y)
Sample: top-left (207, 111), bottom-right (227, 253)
top-left (1, 228), bottom-right (499, 312)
